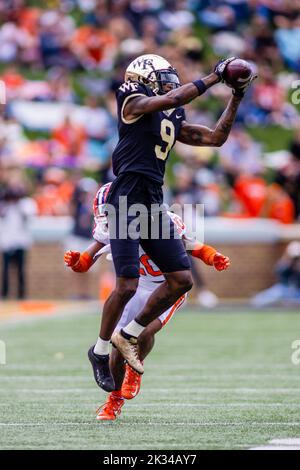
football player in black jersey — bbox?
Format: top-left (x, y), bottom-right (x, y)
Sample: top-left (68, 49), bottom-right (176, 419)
top-left (88, 54), bottom-right (256, 392)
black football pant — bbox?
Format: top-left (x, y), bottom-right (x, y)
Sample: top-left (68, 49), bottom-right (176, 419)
top-left (106, 172), bottom-right (191, 278)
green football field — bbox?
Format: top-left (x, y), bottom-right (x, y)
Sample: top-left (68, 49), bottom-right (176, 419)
top-left (1, 308), bottom-right (300, 450)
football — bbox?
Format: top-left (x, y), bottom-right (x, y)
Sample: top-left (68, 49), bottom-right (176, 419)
top-left (223, 58), bottom-right (253, 89)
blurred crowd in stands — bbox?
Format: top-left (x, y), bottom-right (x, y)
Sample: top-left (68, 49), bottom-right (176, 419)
top-left (0, 0), bottom-right (300, 226)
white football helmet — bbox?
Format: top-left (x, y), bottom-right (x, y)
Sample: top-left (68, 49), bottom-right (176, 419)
top-left (93, 182), bottom-right (112, 228)
top-left (125, 54), bottom-right (180, 95)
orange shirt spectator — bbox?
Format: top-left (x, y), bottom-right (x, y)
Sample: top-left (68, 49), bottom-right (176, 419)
top-left (71, 25), bottom-right (117, 68)
top-left (18, 7), bottom-right (41, 35)
top-left (1, 68), bottom-right (25, 90)
top-left (52, 117), bottom-right (86, 156)
top-left (262, 183), bottom-right (295, 224)
top-left (225, 176), bottom-right (295, 224)
top-left (35, 181), bottom-right (74, 216)
top-left (234, 176), bottom-right (267, 217)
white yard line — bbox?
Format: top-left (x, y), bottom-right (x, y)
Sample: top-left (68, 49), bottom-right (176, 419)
top-left (1, 364), bottom-right (294, 372)
top-left (1, 387), bottom-right (300, 393)
top-left (250, 438), bottom-right (300, 450)
top-left (1, 422), bottom-right (300, 427)
top-left (1, 402), bottom-right (300, 408)
top-left (2, 374), bottom-right (300, 380)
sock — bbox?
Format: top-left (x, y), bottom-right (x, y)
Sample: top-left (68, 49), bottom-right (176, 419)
top-left (111, 390), bottom-right (123, 399)
top-left (94, 337), bottom-right (110, 356)
top-left (123, 320), bottom-right (145, 338)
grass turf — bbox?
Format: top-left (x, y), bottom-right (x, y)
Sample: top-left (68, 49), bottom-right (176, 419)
top-left (1, 309), bottom-right (300, 450)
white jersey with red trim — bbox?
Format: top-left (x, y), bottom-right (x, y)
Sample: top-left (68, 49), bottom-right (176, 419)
top-left (93, 211), bottom-right (186, 287)
top-left (138, 212), bottom-right (186, 287)
top-left (115, 285), bottom-right (187, 332)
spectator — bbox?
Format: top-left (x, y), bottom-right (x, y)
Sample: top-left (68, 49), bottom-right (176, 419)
top-left (67, 176), bottom-right (98, 252)
top-left (251, 241), bottom-right (300, 307)
top-left (39, 9), bottom-right (76, 69)
top-left (274, 15), bottom-right (300, 72)
top-left (70, 23), bottom-right (117, 71)
top-left (218, 127), bottom-right (263, 184)
top-left (0, 180), bottom-right (37, 299)
top-left (249, 65), bottom-right (297, 127)
top-left (34, 168), bottom-right (74, 216)
top-left (0, 0), bottom-right (299, 224)
top-left (52, 115), bottom-right (87, 159)
top-left (64, 176), bottom-right (98, 299)
top-left (275, 129), bottom-right (300, 219)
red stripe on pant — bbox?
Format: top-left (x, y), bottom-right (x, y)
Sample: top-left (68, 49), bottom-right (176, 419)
top-left (161, 294), bottom-right (187, 327)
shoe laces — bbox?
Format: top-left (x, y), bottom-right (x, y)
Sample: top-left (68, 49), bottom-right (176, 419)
top-left (96, 394), bottom-right (124, 415)
top-left (128, 338), bottom-right (140, 361)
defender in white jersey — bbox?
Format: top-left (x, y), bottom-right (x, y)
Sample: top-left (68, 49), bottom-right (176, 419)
top-left (93, 204), bottom-right (188, 332)
top-left (64, 183), bottom-right (230, 421)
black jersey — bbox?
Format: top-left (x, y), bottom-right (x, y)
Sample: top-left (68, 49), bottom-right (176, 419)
top-left (111, 81), bottom-right (185, 185)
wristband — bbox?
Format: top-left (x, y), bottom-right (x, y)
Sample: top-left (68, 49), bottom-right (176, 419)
top-left (232, 88), bottom-right (244, 98)
top-left (191, 244), bottom-right (216, 266)
top-left (193, 79), bottom-right (207, 96)
top-left (72, 252), bottom-right (93, 273)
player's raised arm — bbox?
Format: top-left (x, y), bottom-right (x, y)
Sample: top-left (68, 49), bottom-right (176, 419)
top-left (177, 66), bottom-right (257, 148)
top-left (123, 73), bottom-right (219, 120)
top-left (122, 56), bottom-right (236, 122)
top-left (178, 94), bottom-right (242, 147)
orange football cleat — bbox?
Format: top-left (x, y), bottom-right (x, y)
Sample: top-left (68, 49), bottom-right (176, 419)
top-left (121, 364), bottom-right (142, 400)
top-left (96, 393), bottom-right (124, 421)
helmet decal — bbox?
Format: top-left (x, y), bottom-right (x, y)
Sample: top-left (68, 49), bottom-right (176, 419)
top-left (93, 182), bottom-right (112, 219)
top-left (131, 57), bottom-right (155, 72)
top-left (125, 54), bottom-right (180, 95)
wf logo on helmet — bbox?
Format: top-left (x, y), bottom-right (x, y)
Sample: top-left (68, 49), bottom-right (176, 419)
top-left (0, 80), bottom-right (6, 105)
top-left (132, 58), bottom-right (154, 70)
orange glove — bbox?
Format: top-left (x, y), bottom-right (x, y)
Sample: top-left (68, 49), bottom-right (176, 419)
top-left (64, 250), bottom-right (80, 267)
top-left (64, 250), bottom-right (93, 273)
top-left (213, 252), bottom-right (230, 271)
top-left (191, 244), bottom-right (216, 265)
top-left (191, 244), bottom-right (230, 271)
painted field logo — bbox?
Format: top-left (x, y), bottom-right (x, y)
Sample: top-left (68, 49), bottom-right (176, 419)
top-left (0, 80), bottom-right (6, 105)
top-left (0, 340), bottom-right (6, 365)
top-left (291, 339), bottom-right (300, 365)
